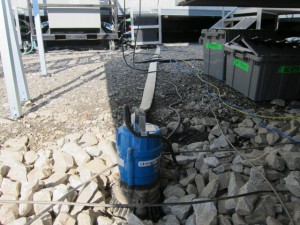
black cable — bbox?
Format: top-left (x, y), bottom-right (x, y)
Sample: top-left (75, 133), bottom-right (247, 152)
top-left (134, 58), bottom-right (204, 64)
top-left (132, 0), bottom-right (142, 67)
top-left (123, 105), bottom-right (178, 166)
top-left (163, 141), bottom-right (300, 155)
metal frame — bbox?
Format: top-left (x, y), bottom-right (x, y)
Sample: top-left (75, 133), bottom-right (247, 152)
top-left (29, 0), bottom-right (118, 41)
top-left (0, 0), bottom-right (31, 119)
top-left (13, 7), bottom-right (22, 49)
top-left (130, 9), bottom-right (162, 46)
top-left (32, 0), bottom-right (47, 76)
top-left (176, 0), bottom-right (300, 8)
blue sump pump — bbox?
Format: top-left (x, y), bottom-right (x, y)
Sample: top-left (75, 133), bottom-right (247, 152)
top-left (110, 105), bottom-right (164, 221)
top-left (117, 121), bottom-right (163, 186)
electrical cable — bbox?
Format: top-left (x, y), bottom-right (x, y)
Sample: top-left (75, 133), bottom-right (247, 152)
top-left (134, 58), bottom-right (203, 64)
top-left (123, 104), bottom-right (178, 166)
top-left (163, 141), bottom-right (300, 155)
top-left (157, 77), bottom-right (183, 140)
top-left (132, 0), bottom-right (142, 67)
top-left (207, 102), bottom-right (294, 224)
top-left (179, 60), bottom-right (300, 143)
top-left (26, 164), bottom-right (118, 225)
top-left (205, 84), bottom-right (300, 143)
top-left (22, 41), bottom-right (36, 56)
top-left (182, 60), bottom-right (300, 120)
top-left (0, 190), bottom-right (289, 209)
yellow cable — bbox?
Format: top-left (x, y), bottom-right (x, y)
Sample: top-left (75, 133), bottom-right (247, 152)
top-left (183, 60), bottom-right (300, 120)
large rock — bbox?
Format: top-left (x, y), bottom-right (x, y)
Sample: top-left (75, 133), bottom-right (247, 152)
top-left (126, 213), bottom-right (146, 225)
top-left (209, 170), bottom-right (231, 191)
top-left (234, 128), bottom-right (256, 138)
top-left (193, 198), bottom-right (218, 225)
top-left (33, 189), bottom-right (52, 214)
top-left (232, 213), bottom-right (247, 225)
top-left (77, 210), bottom-right (95, 225)
top-left (245, 195), bottom-right (275, 224)
top-left (266, 133), bottom-right (280, 145)
top-left (44, 172), bottom-right (68, 187)
top-left (284, 171), bottom-right (300, 197)
top-left (210, 124), bottom-right (228, 137)
top-left (200, 179), bottom-right (219, 198)
top-left (163, 196), bottom-right (178, 214)
top-left (249, 166), bottom-right (266, 183)
top-left (7, 161), bottom-right (28, 183)
top-left (238, 119), bottom-right (254, 128)
top-left (53, 151), bottom-right (74, 172)
top-left (54, 212), bottom-right (76, 225)
top-left (30, 212), bottom-right (52, 225)
top-left (27, 168), bottom-right (52, 182)
top-left (225, 172), bottom-right (245, 213)
top-left (24, 151), bottom-right (38, 165)
top-left (7, 217), bottom-right (29, 225)
top-left (164, 215), bottom-right (180, 225)
top-left (79, 158), bottom-right (107, 175)
top-left (1, 178), bottom-right (21, 197)
top-left (186, 214), bottom-right (195, 225)
top-left (3, 136), bottom-right (29, 152)
top-left (270, 99), bottom-right (285, 107)
top-left (280, 152), bottom-right (300, 171)
top-left (218, 215), bottom-right (232, 225)
top-left (186, 142), bottom-right (205, 151)
top-left (210, 135), bottom-right (228, 149)
top-left (195, 174), bottom-right (205, 194)
top-left (163, 186), bottom-right (186, 198)
top-left (78, 132), bottom-right (98, 147)
top-left (97, 139), bottom-right (118, 165)
top-left (266, 216), bottom-right (283, 225)
top-left (65, 133), bottom-right (82, 143)
top-left (53, 184), bottom-right (71, 215)
top-left (0, 195), bottom-right (19, 224)
top-left (71, 181), bottom-right (98, 215)
top-left (235, 181), bottom-right (258, 216)
top-left (0, 206), bottom-right (18, 224)
top-left (61, 142), bottom-right (91, 166)
top-left (34, 152), bottom-right (52, 170)
top-left (167, 122), bottom-right (184, 134)
top-left (180, 173), bottom-right (196, 187)
top-left (85, 146), bottom-right (102, 157)
top-left (265, 153), bottom-right (285, 171)
top-left (171, 194), bottom-right (195, 221)
top-left (0, 151), bottom-right (23, 163)
top-left (204, 157), bottom-right (220, 167)
top-left (96, 216), bottom-right (113, 225)
top-left (19, 180), bottom-right (40, 216)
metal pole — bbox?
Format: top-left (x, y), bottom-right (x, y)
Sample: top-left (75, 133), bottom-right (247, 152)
top-left (14, 8), bottom-right (22, 49)
top-left (256, 8), bottom-right (262, 29)
top-left (6, 1), bottom-right (30, 103)
top-left (0, 0), bottom-right (22, 119)
top-left (222, 7), bottom-right (225, 28)
top-left (32, 0), bottom-right (48, 76)
top-left (27, 0), bottom-right (35, 36)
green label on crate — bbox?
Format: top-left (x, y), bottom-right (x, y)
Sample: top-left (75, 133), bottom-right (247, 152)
top-left (278, 65), bottom-right (300, 74)
top-left (233, 58), bottom-right (249, 72)
top-left (205, 42), bottom-right (223, 50)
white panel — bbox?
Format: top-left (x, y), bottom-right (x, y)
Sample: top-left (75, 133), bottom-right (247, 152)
top-left (48, 8), bottom-right (101, 29)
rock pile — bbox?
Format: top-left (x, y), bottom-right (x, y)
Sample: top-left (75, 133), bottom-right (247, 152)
top-left (1, 117), bottom-right (300, 225)
top-left (157, 116), bottom-right (300, 225)
top-left (0, 133), bottom-right (123, 225)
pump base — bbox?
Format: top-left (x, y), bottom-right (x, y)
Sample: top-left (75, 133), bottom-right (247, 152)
top-left (109, 179), bottom-right (162, 221)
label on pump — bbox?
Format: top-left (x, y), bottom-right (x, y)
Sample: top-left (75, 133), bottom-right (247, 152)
top-left (138, 155), bottom-right (161, 167)
top-left (118, 157), bottom-right (124, 167)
